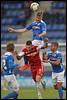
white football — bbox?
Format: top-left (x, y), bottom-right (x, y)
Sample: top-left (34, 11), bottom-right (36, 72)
top-left (30, 2), bottom-right (39, 11)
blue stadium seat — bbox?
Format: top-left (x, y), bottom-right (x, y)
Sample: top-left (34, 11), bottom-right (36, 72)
top-left (1, 33), bottom-right (17, 41)
top-left (4, 4), bottom-right (9, 9)
top-left (52, 2), bottom-right (65, 9)
top-left (15, 3), bottom-right (22, 9)
top-left (59, 24), bottom-right (65, 30)
top-left (47, 32), bottom-right (66, 38)
top-left (2, 18), bottom-right (13, 25)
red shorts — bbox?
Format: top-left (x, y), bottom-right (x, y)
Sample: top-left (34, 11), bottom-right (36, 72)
top-left (31, 66), bottom-right (45, 81)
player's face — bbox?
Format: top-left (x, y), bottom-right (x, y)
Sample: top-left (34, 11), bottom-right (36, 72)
top-left (26, 44), bottom-right (32, 51)
top-left (51, 44), bottom-right (57, 52)
top-left (36, 16), bottom-right (42, 22)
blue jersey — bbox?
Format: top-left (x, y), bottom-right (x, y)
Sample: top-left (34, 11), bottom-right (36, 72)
top-left (1, 52), bottom-right (19, 75)
top-left (26, 20), bottom-right (46, 40)
top-left (47, 51), bottom-right (64, 73)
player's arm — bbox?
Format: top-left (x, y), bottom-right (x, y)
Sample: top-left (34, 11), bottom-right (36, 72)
top-left (16, 51), bottom-right (30, 60)
top-left (8, 56), bottom-right (20, 68)
top-left (37, 38), bottom-right (48, 50)
top-left (42, 38), bottom-right (48, 48)
top-left (49, 59), bottom-right (60, 65)
top-left (8, 27), bottom-right (29, 33)
top-left (49, 53), bottom-right (62, 65)
top-left (19, 64), bottom-right (30, 71)
top-left (1, 66), bottom-right (3, 72)
top-left (36, 31), bottom-right (46, 37)
top-left (36, 22), bottom-right (46, 37)
top-left (8, 23), bottom-right (32, 33)
top-left (38, 31), bottom-right (46, 37)
top-left (43, 54), bottom-right (60, 65)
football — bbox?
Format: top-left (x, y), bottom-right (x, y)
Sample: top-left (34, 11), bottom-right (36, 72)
top-left (30, 2), bottom-right (39, 11)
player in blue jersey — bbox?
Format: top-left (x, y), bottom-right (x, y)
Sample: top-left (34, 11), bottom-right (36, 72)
top-left (8, 11), bottom-right (46, 48)
top-left (1, 42), bottom-right (20, 99)
top-left (8, 11), bottom-right (47, 65)
top-left (43, 42), bottom-right (65, 99)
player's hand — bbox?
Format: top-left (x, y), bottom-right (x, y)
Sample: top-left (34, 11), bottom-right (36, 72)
top-left (8, 27), bottom-right (16, 32)
top-left (1, 66), bottom-right (3, 72)
top-left (35, 33), bottom-right (39, 36)
top-left (42, 60), bottom-right (48, 63)
top-left (36, 33), bottom-right (41, 37)
top-left (44, 38), bottom-right (48, 42)
top-left (13, 50), bottom-right (18, 56)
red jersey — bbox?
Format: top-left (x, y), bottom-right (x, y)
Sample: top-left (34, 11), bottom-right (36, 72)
top-left (22, 45), bottom-right (42, 70)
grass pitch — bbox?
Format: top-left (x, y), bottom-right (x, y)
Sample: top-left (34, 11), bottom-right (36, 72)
top-left (1, 87), bottom-right (66, 99)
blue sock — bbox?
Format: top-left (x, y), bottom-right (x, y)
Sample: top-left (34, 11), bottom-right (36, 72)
top-left (2, 91), bottom-right (18, 99)
top-left (58, 87), bottom-right (63, 99)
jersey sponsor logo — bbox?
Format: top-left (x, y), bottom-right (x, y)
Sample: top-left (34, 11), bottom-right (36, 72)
top-left (53, 54), bottom-right (56, 57)
top-left (32, 26), bottom-right (40, 29)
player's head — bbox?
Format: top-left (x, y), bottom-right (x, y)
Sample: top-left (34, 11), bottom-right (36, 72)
top-left (26, 40), bottom-right (32, 51)
top-left (35, 11), bottom-right (43, 22)
top-left (51, 42), bottom-right (59, 52)
top-left (7, 42), bottom-right (15, 53)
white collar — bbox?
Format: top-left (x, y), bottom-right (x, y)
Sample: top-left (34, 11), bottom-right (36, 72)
top-left (5, 52), bottom-right (13, 56)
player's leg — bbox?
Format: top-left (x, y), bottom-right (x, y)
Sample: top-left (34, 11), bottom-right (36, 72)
top-left (41, 78), bottom-right (46, 89)
top-left (39, 41), bottom-right (45, 61)
top-left (2, 74), bottom-right (19, 99)
top-left (36, 68), bottom-right (45, 99)
top-left (57, 71), bottom-right (65, 99)
top-left (1, 77), bottom-right (8, 91)
top-left (32, 40), bottom-right (45, 61)
top-left (35, 75), bottom-right (43, 99)
top-left (52, 77), bottom-right (63, 99)
top-left (40, 65), bottom-right (46, 89)
top-left (52, 71), bottom-right (65, 99)
top-left (10, 74), bottom-right (19, 99)
top-left (31, 69), bottom-right (43, 99)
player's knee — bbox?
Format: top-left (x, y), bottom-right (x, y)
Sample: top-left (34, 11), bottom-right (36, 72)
top-left (54, 82), bottom-right (62, 90)
top-left (36, 75), bottom-right (41, 82)
top-left (14, 86), bottom-right (19, 93)
top-left (15, 88), bottom-right (19, 93)
top-left (54, 85), bottom-right (58, 90)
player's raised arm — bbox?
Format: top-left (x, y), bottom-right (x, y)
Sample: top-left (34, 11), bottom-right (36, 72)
top-left (8, 27), bottom-right (29, 33)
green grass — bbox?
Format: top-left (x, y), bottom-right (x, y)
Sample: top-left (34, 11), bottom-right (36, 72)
top-left (1, 87), bottom-right (66, 99)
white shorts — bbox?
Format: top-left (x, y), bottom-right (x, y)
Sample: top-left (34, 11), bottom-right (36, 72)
top-left (32, 40), bottom-right (44, 47)
top-left (4, 74), bottom-right (19, 91)
top-left (52, 70), bottom-right (65, 85)
top-left (32, 40), bottom-right (45, 61)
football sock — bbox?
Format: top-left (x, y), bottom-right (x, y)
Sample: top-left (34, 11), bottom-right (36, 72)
top-left (41, 79), bottom-right (46, 89)
top-left (58, 87), bottom-right (63, 99)
top-left (36, 82), bottom-right (43, 99)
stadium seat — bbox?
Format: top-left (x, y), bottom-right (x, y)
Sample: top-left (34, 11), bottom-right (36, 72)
top-left (1, 33), bottom-right (17, 41)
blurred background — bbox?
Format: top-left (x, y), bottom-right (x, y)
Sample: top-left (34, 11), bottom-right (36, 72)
top-left (1, 1), bottom-right (66, 88)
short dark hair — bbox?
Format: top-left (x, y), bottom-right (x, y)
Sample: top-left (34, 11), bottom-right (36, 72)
top-left (7, 42), bottom-right (15, 52)
top-left (51, 42), bottom-right (59, 47)
top-left (36, 11), bottom-right (43, 17)
top-left (26, 40), bottom-right (32, 45)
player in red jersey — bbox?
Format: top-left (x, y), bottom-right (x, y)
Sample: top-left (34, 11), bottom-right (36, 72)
top-left (16, 39), bottom-right (48, 99)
